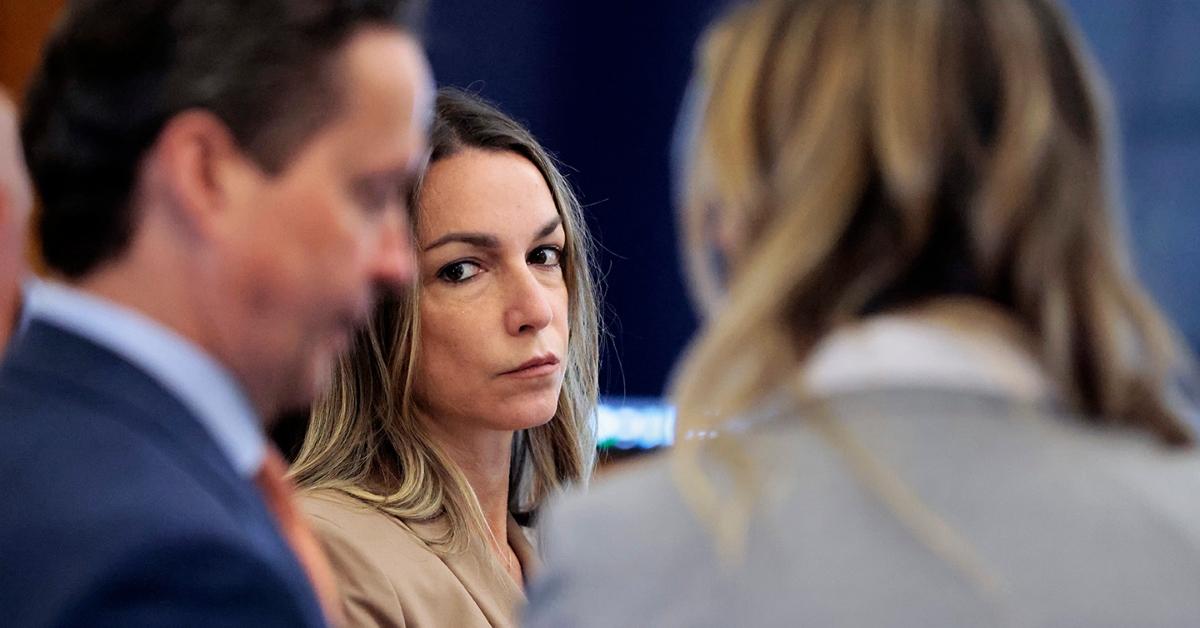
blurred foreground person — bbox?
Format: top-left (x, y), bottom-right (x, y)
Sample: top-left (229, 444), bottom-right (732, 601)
top-left (0, 1), bottom-right (430, 626)
top-left (0, 89), bottom-right (31, 354)
top-left (526, 1), bottom-right (1200, 626)
top-left (290, 89), bottom-right (600, 627)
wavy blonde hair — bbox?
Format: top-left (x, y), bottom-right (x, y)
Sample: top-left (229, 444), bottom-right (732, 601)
top-left (290, 88), bottom-right (599, 553)
top-left (672, 0), bottom-right (1196, 561)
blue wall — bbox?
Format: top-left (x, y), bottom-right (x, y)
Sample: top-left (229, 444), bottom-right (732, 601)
top-left (426, 1), bottom-right (1200, 397)
top-left (1066, 1), bottom-right (1200, 352)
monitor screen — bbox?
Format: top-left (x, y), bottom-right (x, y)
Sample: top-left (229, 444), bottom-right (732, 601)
top-left (595, 397), bottom-right (675, 451)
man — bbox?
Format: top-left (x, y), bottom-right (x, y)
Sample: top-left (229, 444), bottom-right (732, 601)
top-left (0, 89), bottom-right (31, 354)
top-left (0, 1), bottom-right (431, 625)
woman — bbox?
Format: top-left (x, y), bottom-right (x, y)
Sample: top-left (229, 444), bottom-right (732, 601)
top-left (290, 88), bottom-right (600, 627)
top-left (525, 1), bottom-right (1200, 626)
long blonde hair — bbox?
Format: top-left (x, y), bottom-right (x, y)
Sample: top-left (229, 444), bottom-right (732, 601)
top-left (290, 88), bottom-right (600, 553)
top-left (672, 0), bottom-right (1196, 556)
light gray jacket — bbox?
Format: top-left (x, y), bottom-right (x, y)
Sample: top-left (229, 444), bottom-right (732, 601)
top-left (525, 311), bottom-right (1200, 627)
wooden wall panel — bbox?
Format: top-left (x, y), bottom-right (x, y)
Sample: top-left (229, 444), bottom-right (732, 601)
top-left (1, 1), bottom-right (65, 272)
top-left (0, 1), bottom-right (66, 99)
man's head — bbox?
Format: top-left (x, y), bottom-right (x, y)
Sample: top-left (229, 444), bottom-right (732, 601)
top-left (0, 89), bottom-right (32, 353)
top-left (22, 0), bottom-right (433, 415)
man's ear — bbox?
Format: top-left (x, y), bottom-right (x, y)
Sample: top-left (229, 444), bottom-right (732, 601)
top-left (150, 110), bottom-right (260, 238)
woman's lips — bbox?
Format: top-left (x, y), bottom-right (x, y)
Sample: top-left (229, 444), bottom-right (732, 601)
top-left (502, 354), bottom-right (560, 378)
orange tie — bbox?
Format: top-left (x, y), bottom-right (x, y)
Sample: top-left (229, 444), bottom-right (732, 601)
top-left (255, 448), bottom-right (345, 627)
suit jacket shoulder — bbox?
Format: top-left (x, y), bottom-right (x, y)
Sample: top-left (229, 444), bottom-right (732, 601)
top-left (0, 321), bottom-right (326, 627)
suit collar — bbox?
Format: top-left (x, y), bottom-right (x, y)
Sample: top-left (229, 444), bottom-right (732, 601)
top-left (4, 320), bottom-right (269, 520)
top-left (2, 320), bottom-right (327, 626)
top-left (21, 280), bottom-right (265, 476)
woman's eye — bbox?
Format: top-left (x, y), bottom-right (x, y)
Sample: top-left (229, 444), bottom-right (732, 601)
top-left (529, 246), bottom-right (563, 267)
top-left (437, 260), bottom-right (483, 283)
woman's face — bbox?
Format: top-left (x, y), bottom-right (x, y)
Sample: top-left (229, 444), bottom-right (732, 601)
top-left (413, 148), bottom-right (569, 434)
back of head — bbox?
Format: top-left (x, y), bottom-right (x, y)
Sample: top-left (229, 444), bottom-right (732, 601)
top-left (21, 0), bottom-right (423, 280)
top-left (674, 0), bottom-right (1196, 446)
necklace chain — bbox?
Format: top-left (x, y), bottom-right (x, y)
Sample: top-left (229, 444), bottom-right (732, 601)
top-left (487, 524), bottom-right (519, 575)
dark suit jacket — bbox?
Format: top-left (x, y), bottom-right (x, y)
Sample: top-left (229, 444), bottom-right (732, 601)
top-left (0, 320), bottom-right (327, 627)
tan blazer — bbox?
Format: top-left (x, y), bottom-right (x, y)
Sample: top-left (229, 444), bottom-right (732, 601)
top-left (299, 488), bottom-right (539, 628)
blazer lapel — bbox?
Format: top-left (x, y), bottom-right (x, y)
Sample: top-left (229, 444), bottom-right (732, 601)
top-left (404, 516), bottom-right (527, 627)
top-left (508, 515), bottom-right (541, 584)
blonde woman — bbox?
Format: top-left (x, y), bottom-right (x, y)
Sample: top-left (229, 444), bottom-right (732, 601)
top-left (290, 88), bottom-right (599, 627)
top-left (526, 0), bottom-right (1200, 626)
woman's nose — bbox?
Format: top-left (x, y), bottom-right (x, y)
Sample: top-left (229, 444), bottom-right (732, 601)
top-left (504, 269), bottom-right (554, 336)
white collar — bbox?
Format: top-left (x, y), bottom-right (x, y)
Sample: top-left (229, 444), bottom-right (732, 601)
top-left (802, 299), bottom-right (1055, 404)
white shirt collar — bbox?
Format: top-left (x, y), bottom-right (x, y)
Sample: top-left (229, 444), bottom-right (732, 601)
top-left (802, 299), bottom-right (1055, 404)
top-left (23, 279), bottom-right (266, 477)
